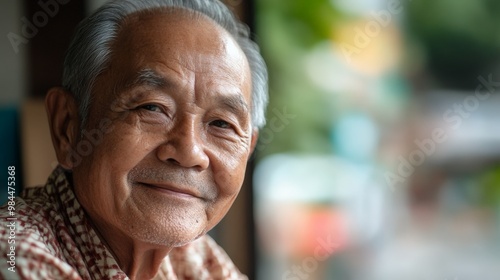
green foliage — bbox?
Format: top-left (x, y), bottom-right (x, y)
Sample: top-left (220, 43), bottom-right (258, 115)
top-left (257, 0), bottom-right (340, 48)
top-left (405, 0), bottom-right (500, 89)
top-left (479, 166), bottom-right (500, 207)
top-left (255, 0), bottom-right (340, 158)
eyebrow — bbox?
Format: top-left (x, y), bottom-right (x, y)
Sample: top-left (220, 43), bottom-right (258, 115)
top-left (215, 94), bottom-right (249, 117)
top-left (129, 68), bottom-right (169, 89)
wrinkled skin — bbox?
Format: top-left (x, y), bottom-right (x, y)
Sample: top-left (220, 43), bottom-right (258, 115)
top-left (46, 10), bottom-right (258, 279)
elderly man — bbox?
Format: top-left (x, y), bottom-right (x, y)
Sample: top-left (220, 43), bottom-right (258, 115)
top-left (0, 0), bottom-right (267, 279)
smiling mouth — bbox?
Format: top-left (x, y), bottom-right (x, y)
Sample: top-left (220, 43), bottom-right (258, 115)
top-left (140, 183), bottom-right (200, 199)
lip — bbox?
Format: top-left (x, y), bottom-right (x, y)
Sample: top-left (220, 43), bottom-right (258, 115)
top-left (140, 182), bottom-right (201, 199)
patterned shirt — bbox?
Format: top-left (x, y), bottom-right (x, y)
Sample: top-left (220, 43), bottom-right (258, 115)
top-left (0, 167), bottom-right (247, 280)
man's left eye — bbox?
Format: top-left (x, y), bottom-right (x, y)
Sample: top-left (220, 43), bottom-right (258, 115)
top-left (210, 120), bottom-right (231, 129)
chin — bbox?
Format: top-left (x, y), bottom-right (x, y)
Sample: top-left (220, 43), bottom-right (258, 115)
top-left (122, 209), bottom-right (209, 248)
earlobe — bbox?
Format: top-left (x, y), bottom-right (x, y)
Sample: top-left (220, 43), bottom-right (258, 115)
top-left (45, 87), bottom-right (80, 170)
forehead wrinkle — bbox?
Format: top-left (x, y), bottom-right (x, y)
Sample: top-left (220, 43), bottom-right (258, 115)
top-left (108, 9), bottom-right (252, 116)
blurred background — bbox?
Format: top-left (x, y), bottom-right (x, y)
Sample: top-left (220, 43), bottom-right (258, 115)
top-left (1, 0), bottom-right (500, 279)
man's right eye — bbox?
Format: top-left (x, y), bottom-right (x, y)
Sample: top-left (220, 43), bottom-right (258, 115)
top-left (139, 104), bottom-right (161, 112)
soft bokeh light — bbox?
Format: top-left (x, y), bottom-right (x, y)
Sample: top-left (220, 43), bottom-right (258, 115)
top-left (254, 0), bottom-right (500, 279)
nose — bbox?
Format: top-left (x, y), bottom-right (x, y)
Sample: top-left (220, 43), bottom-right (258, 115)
top-left (156, 118), bottom-right (209, 170)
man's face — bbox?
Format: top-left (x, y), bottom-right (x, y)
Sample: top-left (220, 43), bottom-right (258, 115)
top-left (71, 11), bottom-right (255, 247)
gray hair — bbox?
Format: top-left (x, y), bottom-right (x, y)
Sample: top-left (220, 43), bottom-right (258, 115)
top-left (62, 0), bottom-right (268, 129)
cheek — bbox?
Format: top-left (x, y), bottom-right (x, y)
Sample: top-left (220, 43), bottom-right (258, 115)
top-left (211, 147), bottom-right (249, 198)
top-left (91, 116), bottom-right (165, 170)
top-left (95, 131), bottom-right (148, 172)
top-left (206, 161), bottom-right (248, 229)
top-left (214, 166), bottom-right (244, 195)
top-left (74, 122), bottom-right (160, 200)
top-left (210, 151), bottom-right (252, 225)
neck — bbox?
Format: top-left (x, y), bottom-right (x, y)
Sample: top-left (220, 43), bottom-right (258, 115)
top-left (90, 217), bottom-right (171, 280)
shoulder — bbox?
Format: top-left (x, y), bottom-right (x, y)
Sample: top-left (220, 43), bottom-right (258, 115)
top-left (0, 188), bottom-right (57, 249)
top-left (167, 235), bottom-right (248, 280)
top-left (0, 191), bottom-right (81, 279)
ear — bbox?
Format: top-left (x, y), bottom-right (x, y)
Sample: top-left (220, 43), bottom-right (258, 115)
top-left (45, 87), bottom-right (80, 170)
top-left (249, 128), bottom-right (259, 155)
